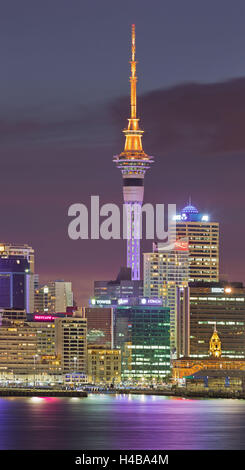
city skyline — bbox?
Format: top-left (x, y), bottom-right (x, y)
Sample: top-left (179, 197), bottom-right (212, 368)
top-left (1, 3), bottom-right (245, 454)
top-left (1, 1), bottom-right (245, 305)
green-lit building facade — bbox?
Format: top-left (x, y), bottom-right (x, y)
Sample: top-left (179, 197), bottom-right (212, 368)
top-left (113, 301), bottom-right (171, 383)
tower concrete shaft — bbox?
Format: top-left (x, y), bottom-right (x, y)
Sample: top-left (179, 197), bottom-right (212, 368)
top-left (113, 25), bottom-right (153, 280)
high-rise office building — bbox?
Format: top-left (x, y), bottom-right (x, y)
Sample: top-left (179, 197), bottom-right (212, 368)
top-left (0, 309), bottom-right (26, 322)
top-left (114, 301), bottom-right (171, 383)
top-left (51, 281), bottom-right (73, 311)
top-left (0, 319), bottom-right (37, 375)
top-left (29, 320), bottom-right (57, 359)
top-left (144, 240), bottom-right (189, 356)
top-left (189, 282), bottom-right (245, 359)
top-left (0, 316), bottom-right (61, 376)
top-left (94, 268), bottom-right (143, 301)
top-left (33, 274), bottom-right (39, 290)
top-left (34, 280), bottom-right (73, 313)
top-left (176, 287), bottom-right (190, 358)
top-left (55, 317), bottom-right (87, 377)
top-left (83, 307), bottom-right (113, 348)
top-left (0, 243), bottom-right (35, 313)
top-left (174, 201), bottom-right (219, 282)
top-left (113, 25), bottom-right (153, 280)
top-left (34, 285), bottom-right (51, 313)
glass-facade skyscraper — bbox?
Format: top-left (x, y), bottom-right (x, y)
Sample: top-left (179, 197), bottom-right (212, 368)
top-left (0, 243), bottom-right (34, 312)
top-left (114, 303), bottom-right (171, 383)
top-left (144, 240), bottom-right (189, 357)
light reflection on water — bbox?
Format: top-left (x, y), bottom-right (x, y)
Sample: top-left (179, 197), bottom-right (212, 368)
top-left (0, 394), bottom-right (245, 450)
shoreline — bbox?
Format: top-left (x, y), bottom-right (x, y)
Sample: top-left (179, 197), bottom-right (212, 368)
top-left (0, 388), bottom-right (87, 398)
top-left (105, 388), bottom-right (245, 400)
top-left (0, 387), bottom-right (244, 400)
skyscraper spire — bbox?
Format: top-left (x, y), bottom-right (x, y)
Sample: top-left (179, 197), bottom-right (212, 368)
top-left (122, 24), bottom-right (146, 157)
top-left (113, 25), bottom-right (154, 281)
top-left (130, 24), bottom-right (137, 120)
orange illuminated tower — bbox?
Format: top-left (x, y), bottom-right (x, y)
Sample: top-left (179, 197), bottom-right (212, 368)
top-left (113, 25), bottom-right (153, 280)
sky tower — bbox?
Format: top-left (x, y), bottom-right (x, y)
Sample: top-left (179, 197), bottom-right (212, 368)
top-left (113, 25), bottom-right (154, 280)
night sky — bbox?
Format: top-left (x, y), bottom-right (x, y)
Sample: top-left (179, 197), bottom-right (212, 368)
top-left (1, 0), bottom-right (245, 304)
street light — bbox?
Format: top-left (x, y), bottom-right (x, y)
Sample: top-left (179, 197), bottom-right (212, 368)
top-left (33, 354), bottom-right (39, 389)
top-left (73, 357), bottom-right (77, 389)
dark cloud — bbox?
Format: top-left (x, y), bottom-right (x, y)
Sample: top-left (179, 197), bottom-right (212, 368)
top-left (3, 77), bottom-right (245, 155)
top-left (111, 77), bottom-right (245, 156)
top-left (0, 103), bottom-right (113, 147)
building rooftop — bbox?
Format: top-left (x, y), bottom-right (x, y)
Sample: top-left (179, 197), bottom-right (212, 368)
top-left (174, 199), bottom-right (211, 222)
top-left (181, 203), bottom-right (199, 216)
top-left (189, 281), bottom-right (244, 289)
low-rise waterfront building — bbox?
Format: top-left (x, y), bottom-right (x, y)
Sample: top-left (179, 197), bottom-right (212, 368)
top-left (173, 326), bottom-right (245, 393)
top-left (87, 348), bottom-right (121, 385)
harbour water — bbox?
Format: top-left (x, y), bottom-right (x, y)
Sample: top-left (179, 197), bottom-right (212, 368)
top-left (0, 394), bottom-right (245, 449)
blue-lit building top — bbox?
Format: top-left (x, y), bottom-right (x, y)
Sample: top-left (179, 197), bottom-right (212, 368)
top-left (174, 201), bottom-right (219, 283)
top-left (174, 202), bottom-right (209, 222)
